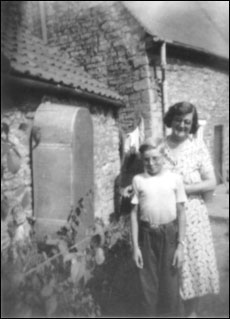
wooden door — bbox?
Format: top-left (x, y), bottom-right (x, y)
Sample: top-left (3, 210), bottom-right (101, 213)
top-left (214, 125), bottom-right (223, 184)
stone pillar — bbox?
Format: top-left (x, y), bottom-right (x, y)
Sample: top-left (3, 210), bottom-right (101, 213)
top-left (33, 102), bottom-right (94, 239)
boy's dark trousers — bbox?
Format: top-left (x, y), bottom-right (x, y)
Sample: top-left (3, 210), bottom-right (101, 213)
top-left (138, 220), bottom-right (183, 317)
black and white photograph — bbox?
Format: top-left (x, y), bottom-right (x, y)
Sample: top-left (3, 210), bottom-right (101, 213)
top-left (1, 1), bottom-right (229, 318)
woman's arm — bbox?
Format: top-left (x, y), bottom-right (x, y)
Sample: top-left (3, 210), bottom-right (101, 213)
top-left (177, 202), bottom-right (186, 245)
top-left (130, 204), bottom-right (143, 269)
top-left (173, 202), bottom-right (186, 268)
top-left (184, 170), bottom-right (216, 196)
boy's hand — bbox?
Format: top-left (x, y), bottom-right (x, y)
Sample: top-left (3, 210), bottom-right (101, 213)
top-left (133, 246), bottom-right (144, 269)
top-left (172, 246), bottom-right (184, 269)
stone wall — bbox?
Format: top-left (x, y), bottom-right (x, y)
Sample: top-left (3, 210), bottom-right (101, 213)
top-left (1, 89), bottom-right (120, 234)
top-left (31, 0), bottom-right (161, 138)
top-left (3, 1), bottom-right (228, 149)
top-left (1, 109), bottom-right (34, 220)
top-left (42, 97), bottom-right (121, 222)
top-left (1, 98), bottom-right (37, 248)
top-left (91, 107), bottom-right (120, 222)
top-left (2, 1), bottom-right (228, 227)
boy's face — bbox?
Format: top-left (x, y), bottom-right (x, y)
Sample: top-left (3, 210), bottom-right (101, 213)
top-left (142, 148), bottom-right (163, 176)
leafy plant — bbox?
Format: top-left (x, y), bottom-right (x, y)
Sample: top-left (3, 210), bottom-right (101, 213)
top-left (1, 119), bottom-right (142, 317)
top-left (1, 194), bottom-right (104, 318)
top-left (89, 215), bottom-right (142, 317)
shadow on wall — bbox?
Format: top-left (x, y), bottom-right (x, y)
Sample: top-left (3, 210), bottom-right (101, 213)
top-left (114, 151), bottom-right (143, 218)
top-left (114, 116), bottom-right (145, 218)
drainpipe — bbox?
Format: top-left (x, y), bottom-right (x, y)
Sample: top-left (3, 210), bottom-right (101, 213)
top-left (160, 41), bottom-right (167, 136)
top-left (39, 1), bottom-right (48, 44)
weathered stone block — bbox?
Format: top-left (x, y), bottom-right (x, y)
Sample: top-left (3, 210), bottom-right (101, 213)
top-left (33, 103), bottom-right (94, 239)
top-left (133, 79), bottom-right (148, 92)
top-left (133, 56), bottom-right (147, 68)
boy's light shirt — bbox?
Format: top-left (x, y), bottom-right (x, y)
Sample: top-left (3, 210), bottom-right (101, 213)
top-left (131, 169), bottom-right (187, 225)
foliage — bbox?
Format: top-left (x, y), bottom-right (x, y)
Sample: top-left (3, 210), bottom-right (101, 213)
top-left (2, 241), bottom-right (101, 317)
top-left (1, 200), bottom-right (102, 318)
top-left (1, 121), bottom-right (139, 318)
top-left (1, 120), bottom-right (103, 318)
top-left (1, 205), bottom-right (137, 318)
top-left (1, 121), bottom-right (39, 222)
top-left (89, 215), bottom-right (142, 317)
top-left (2, 204), bottom-right (135, 318)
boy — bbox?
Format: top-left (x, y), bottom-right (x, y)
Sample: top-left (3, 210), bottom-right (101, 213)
top-left (130, 139), bottom-right (186, 317)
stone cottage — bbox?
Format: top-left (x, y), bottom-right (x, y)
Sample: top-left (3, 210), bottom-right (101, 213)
top-left (1, 1), bottom-right (229, 245)
top-left (1, 5), bottom-right (125, 247)
top-left (17, 0), bottom-right (228, 183)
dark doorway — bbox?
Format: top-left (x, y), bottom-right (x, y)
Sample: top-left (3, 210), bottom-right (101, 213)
top-left (214, 125), bottom-right (223, 184)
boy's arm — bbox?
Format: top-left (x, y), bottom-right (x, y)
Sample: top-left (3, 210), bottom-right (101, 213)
top-left (130, 204), bottom-right (143, 269)
top-left (172, 202), bottom-right (186, 268)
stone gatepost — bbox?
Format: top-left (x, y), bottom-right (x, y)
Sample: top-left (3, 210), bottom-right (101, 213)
top-left (33, 102), bottom-right (94, 239)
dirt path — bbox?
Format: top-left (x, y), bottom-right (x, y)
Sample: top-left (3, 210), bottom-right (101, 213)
top-left (198, 218), bottom-right (229, 318)
top-left (198, 184), bottom-right (229, 318)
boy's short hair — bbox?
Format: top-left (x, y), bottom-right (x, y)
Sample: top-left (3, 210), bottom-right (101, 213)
top-left (139, 137), bottom-right (165, 155)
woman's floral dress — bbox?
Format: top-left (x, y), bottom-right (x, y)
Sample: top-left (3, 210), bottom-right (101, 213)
top-left (164, 136), bottom-right (219, 300)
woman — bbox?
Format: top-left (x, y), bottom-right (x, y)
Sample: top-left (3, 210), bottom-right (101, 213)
top-left (163, 102), bottom-right (219, 317)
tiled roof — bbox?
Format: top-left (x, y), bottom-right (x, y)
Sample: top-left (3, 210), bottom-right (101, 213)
top-left (123, 1), bottom-right (229, 60)
top-left (1, 23), bottom-right (123, 102)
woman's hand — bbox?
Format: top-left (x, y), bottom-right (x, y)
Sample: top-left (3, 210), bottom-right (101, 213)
top-left (172, 245), bottom-right (184, 269)
top-left (133, 246), bottom-right (144, 269)
top-left (122, 185), bottom-right (133, 198)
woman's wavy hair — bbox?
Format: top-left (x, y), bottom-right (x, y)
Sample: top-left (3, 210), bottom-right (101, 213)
top-left (164, 101), bottom-right (199, 134)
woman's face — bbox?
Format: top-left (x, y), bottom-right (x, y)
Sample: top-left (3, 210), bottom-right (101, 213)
top-left (171, 112), bottom-right (193, 141)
